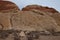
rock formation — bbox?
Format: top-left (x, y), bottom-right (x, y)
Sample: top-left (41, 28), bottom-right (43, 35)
top-left (22, 5), bottom-right (60, 27)
top-left (0, 1), bottom-right (20, 13)
top-left (0, 11), bottom-right (60, 40)
top-left (0, 11), bottom-right (60, 32)
top-left (22, 5), bottom-right (59, 13)
top-left (0, 2), bottom-right (60, 40)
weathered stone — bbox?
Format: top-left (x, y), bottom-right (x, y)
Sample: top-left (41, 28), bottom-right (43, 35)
top-left (11, 11), bottom-right (60, 32)
top-left (22, 5), bottom-right (60, 32)
top-left (0, 1), bottom-right (20, 13)
top-left (28, 9), bottom-right (60, 27)
top-left (51, 13), bottom-right (60, 26)
top-left (22, 5), bottom-right (59, 13)
top-left (0, 13), bottom-right (12, 30)
top-left (0, 1), bottom-right (60, 40)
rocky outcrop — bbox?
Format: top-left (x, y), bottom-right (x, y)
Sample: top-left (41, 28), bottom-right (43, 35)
top-left (0, 1), bottom-right (20, 13)
top-left (22, 5), bottom-right (59, 13)
top-left (0, 3), bottom-right (60, 40)
top-left (22, 5), bottom-right (60, 27)
top-left (0, 11), bottom-right (60, 32)
top-left (12, 11), bottom-right (60, 32)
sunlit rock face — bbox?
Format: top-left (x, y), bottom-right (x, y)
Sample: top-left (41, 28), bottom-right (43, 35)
top-left (0, 11), bottom-right (60, 40)
top-left (0, 11), bottom-right (60, 32)
top-left (22, 5), bottom-right (59, 13)
top-left (51, 13), bottom-right (60, 26)
top-left (22, 5), bottom-right (60, 27)
top-left (0, 3), bottom-right (60, 40)
top-left (0, 1), bottom-right (20, 13)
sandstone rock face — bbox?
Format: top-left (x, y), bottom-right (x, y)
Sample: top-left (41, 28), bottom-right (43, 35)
top-left (0, 11), bottom-right (60, 32)
top-left (0, 1), bottom-right (60, 40)
top-left (14, 11), bottom-right (60, 32)
top-left (22, 5), bottom-right (60, 27)
top-left (0, 13), bottom-right (12, 30)
top-left (0, 1), bottom-right (20, 13)
top-left (22, 5), bottom-right (59, 13)
top-left (51, 13), bottom-right (60, 26)
top-left (0, 11), bottom-right (60, 40)
top-left (33, 9), bottom-right (60, 27)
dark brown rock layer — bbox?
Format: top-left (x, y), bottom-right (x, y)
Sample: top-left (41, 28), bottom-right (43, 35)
top-left (0, 1), bottom-right (20, 13)
top-left (22, 5), bottom-right (59, 13)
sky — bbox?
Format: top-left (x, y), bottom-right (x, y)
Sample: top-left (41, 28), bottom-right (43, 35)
top-left (7, 0), bottom-right (60, 12)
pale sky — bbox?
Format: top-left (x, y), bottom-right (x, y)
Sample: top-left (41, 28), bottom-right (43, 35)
top-left (7, 0), bottom-right (60, 12)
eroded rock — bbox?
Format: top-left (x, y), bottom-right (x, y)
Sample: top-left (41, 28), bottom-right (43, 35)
top-left (0, 13), bottom-right (12, 30)
top-left (22, 5), bottom-right (60, 29)
top-left (0, 1), bottom-right (20, 13)
top-left (22, 5), bottom-right (59, 13)
top-left (11, 11), bottom-right (60, 32)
